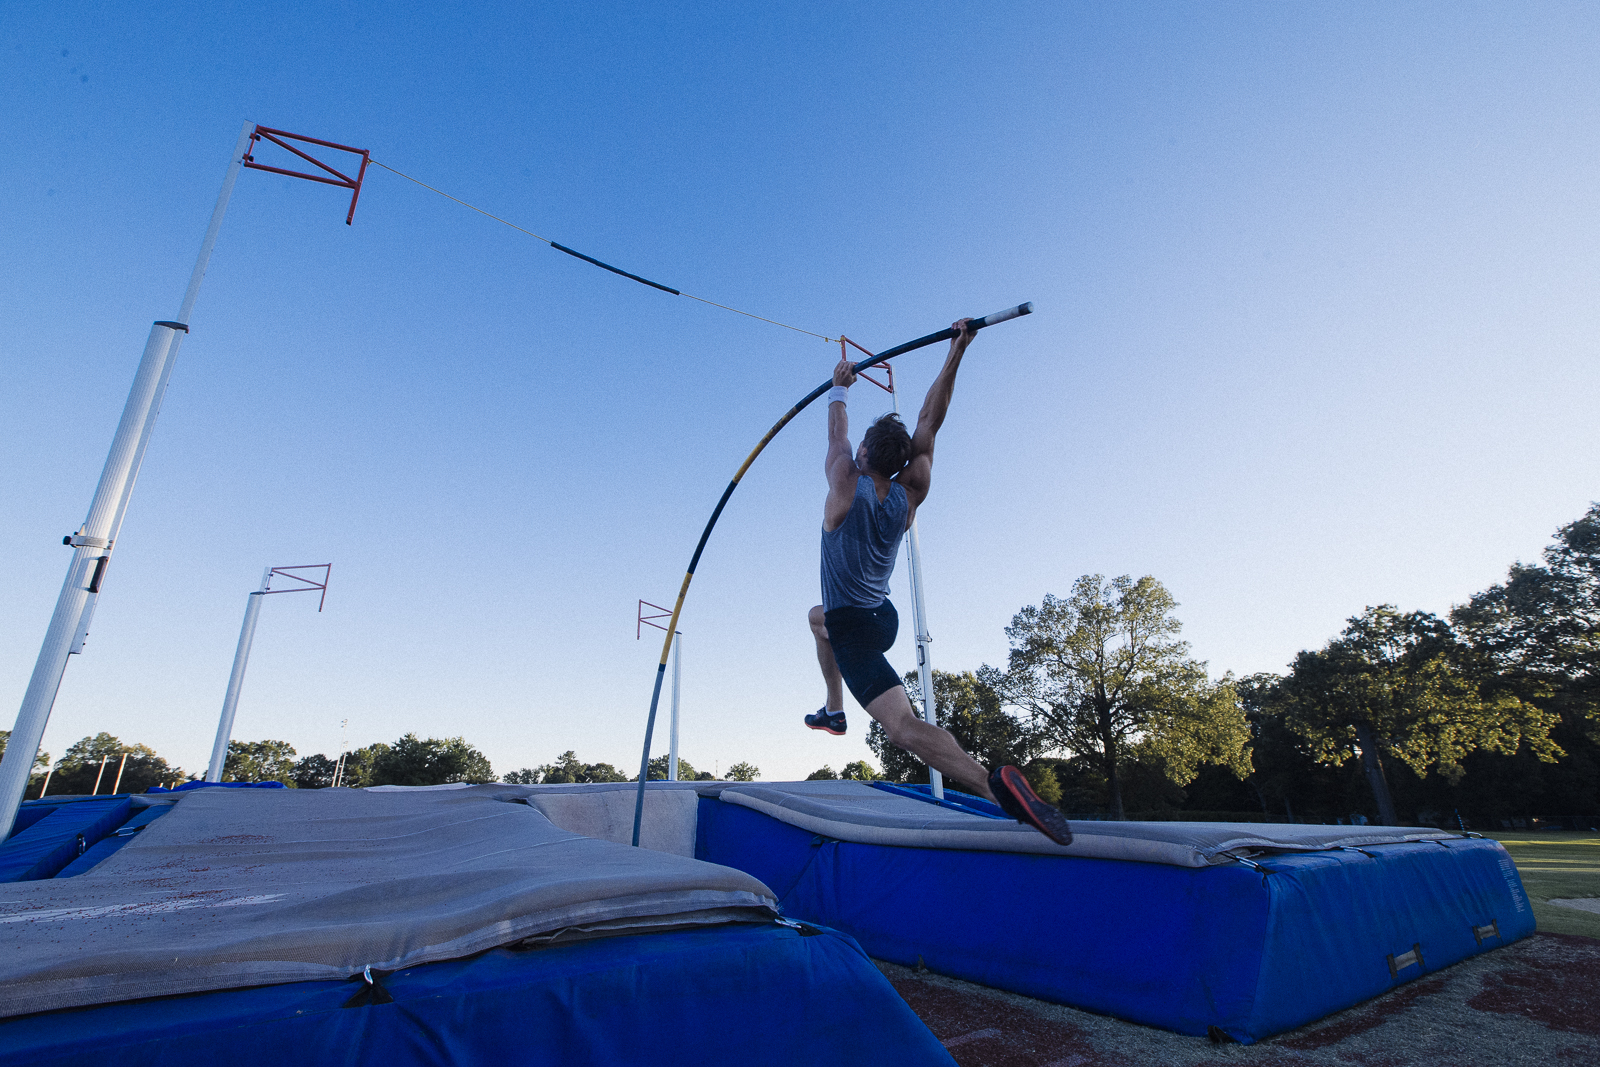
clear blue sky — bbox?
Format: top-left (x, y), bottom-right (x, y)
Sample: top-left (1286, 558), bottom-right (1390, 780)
top-left (3, 2), bottom-right (1597, 782)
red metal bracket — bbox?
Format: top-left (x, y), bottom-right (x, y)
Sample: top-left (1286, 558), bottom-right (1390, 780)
top-left (841, 336), bottom-right (894, 395)
top-left (243, 126), bottom-right (370, 225)
top-left (637, 599), bottom-right (675, 639)
top-left (264, 564), bottom-right (332, 611)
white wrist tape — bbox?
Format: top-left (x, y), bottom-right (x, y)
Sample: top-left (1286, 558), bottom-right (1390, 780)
top-left (828, 385), bottom-right (849, 405)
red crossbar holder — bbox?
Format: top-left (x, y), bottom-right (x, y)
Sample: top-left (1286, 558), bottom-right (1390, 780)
top-left (244, 125), bottom-right (371, 225)
top-left (840, 336), bottom-right (894, 395)
top-left (264, 564), bottom-right (333, 611)
top-left (637, 599), bottom-right (675, 639)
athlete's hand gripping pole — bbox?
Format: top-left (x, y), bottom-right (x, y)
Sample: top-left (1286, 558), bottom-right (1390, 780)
top-left (631, 302), bottom-right (1033, 845)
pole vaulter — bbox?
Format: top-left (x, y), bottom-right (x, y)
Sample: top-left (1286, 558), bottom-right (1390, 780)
top-left (630, 302), bottom-right (1035, 847)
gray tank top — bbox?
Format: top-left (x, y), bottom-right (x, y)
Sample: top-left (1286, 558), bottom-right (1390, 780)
top-left (821, 475), bottom-right (909, 611)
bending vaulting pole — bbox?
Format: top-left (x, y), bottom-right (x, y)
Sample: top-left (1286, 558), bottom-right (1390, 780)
top-left (631, 302), bottom-right (1034, 844)
top-left (0, 121), bottom-right (256, 834)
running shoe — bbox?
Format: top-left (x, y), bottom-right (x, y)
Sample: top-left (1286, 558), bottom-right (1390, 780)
top-left (989, 765), bottom-right (1073, 846)
top-left (804, 708), bottom-right (847, 736)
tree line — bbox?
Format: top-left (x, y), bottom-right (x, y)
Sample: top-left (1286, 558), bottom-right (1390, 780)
top-left (10, 729), bottom-right (765, 795)
top-left (867, 503), bottom-right (1599, 826)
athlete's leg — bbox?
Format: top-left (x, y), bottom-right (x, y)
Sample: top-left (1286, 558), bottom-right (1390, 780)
top-left (865, 686), bottom-right (997, 802)
top-left (809, 605), bottom-right (845, 712)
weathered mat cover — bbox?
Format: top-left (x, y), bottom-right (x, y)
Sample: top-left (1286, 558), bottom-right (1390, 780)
top-left (0, 786), bottom-right (775, 1018)
top-left (720, 781), bottom-right (1461, 866)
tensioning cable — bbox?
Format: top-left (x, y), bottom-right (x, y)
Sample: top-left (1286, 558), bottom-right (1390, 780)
top-left (368, 159), bottom-right (838, 343)
top-left (629, 302), bottom-right (1034, 845)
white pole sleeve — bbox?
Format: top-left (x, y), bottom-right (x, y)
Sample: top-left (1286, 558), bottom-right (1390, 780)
top-left (668, 632), bottom-right (681, 782)
top-left (177, 122), bottom-right (255, 326)
top-left (206, 579), bottom-right (267, 782)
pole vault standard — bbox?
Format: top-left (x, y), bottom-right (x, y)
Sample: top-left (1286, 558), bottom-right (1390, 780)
top-left (0, 123), bottom-right (253, 828)
top-left (837, 342), bottom-right (945, 799)
top-left (638, 600), bottom-right (684, 781)
top-left (0, 123), bottom-right (368, 833)
top-left (852, 342), bottom-right (944, 802)
top-left (204, 564), bottom-right (330, 782)
top-left (631, 303), bottom-right (1034, 845)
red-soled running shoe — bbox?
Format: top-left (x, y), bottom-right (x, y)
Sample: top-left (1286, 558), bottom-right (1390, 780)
top-left (989, 765), bottom-right (1073, 846)
top-left (804, 708), bottom-right (847, 736)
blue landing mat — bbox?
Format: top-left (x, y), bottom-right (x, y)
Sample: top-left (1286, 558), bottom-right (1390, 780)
top-left (0, 798), bottom-right (133, 882)
top-left (0, 922), bottom-right (955, 1067)
top-left (697, 798), bottom-right (1535, 1043)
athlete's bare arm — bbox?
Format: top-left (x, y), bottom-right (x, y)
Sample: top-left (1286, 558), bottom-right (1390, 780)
top-left (822, 355), bottom-right (861, 532)
top-left (895, 317), bottom-right (976, 518)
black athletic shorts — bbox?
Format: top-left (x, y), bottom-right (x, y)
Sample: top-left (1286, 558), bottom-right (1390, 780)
top-left (824, 599), bottom-right (904, 709)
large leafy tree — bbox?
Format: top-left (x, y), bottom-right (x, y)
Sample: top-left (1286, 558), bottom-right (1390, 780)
top-left (335, 743), bottom-right (391, 788)
top-left (223, 739), bottom-right (298, 785)
top-left (988, 575), bottom-right (1250, 819)
top-left (643, 755), bottom-right (706, 781)
top-left (366, 734), bottom-right (496, 786)
top-left (1274, 606), bottom-right (1561, 825)
top-left (293, 753), bottom-right (340, 789)
top-left (724, 762), bottom-right (760, 782)
top-left (46, 733), bottom-right (183, 795)
top-left (508, 751), bottom-right (628, 784)
top-left (839, 760), bottom-right (879, 781)
top-left (1453, 503), bottom-right (1599, 741)
top-left (869, 669), bottom-right (1042, 784)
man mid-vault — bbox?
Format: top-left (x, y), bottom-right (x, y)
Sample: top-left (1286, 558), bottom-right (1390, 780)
top-left (804, 318), bottom-right (1071, 845)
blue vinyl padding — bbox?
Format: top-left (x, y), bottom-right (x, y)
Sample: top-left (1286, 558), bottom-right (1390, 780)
top-left (871, 780), bottom-right (1008, 819)
top-left (7, 804), bottom-right (57, 840)
top-left (696, 797), bottom-right (1535, 1043)
top-left (9, 795), bottom-right (145, 841)
top-left (0, 922), bottom-right (956, 1067)
top-left (56, 805), bottom-right (170, 877)
top-left (144, 780), bottom-right (288, 792)
top-left (0, 799), bottom-right (133, 882)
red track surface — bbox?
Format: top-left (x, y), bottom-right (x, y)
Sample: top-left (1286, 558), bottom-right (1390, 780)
top-left (886, 932), bottom-right (1600, 1066)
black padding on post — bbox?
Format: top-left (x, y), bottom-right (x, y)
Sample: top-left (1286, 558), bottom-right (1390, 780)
top-left (88, 555), bottom-right (109, 594)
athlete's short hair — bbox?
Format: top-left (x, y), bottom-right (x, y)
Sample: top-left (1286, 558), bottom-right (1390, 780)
top-left (862, 413), bottom-right (913, 477)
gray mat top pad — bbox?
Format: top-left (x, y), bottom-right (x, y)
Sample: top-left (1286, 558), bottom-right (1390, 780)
top-left (0, 785), bottom-right (775, 1019)
top-left (718, 780), bottom-right (1461, 867)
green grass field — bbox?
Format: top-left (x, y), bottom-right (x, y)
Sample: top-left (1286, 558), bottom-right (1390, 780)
top-left (1485, 831), bottom-right (1600, 940)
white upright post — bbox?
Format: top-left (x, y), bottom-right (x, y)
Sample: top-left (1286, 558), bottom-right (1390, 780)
top-left (889, 387), bottom-right (943, 799)
top-left (206, 568), bottom-right (270, 782)
top-left (668, 632), bottom-right (682, 781)
top-left (905, 523), bottom-right (943, 799)
top-left (0, 122), bottom-right (256, 830)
